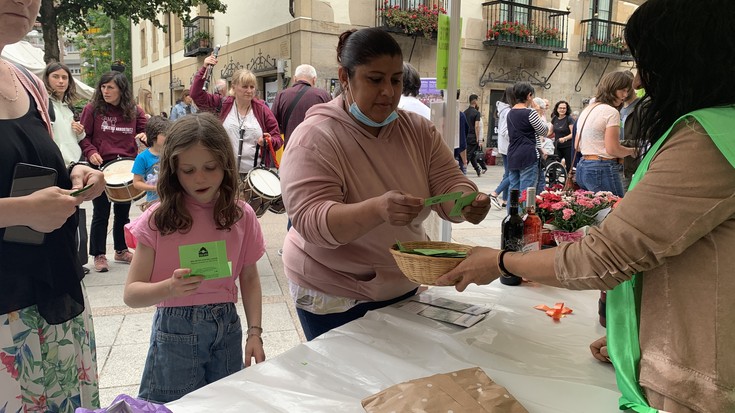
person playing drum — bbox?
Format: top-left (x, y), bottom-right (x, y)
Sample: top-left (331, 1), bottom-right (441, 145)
top-left (79, 71), bottom-right (147, 272)
top-left (189, 57), bottom-right (282, 177)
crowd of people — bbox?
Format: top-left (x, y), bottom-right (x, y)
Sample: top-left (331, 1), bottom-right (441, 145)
top-left (2, 0), bottom-right (732, 411)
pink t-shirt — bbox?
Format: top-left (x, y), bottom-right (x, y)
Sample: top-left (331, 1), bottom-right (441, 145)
top-left (125, 196), bottom-right (265, 307)
top-left (576, 103), bottom-right (621, 158)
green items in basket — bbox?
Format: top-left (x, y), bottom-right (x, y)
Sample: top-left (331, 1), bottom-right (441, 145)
top-left (395, 240), bottom-right (467, 258)
top-left (409, 249), bottom-right (467, 258)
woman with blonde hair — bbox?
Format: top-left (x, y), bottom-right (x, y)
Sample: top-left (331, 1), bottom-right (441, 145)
top-left (190, 56), bottom-right (281, 174)
top-left (137, 87), bottom-right (155, 118)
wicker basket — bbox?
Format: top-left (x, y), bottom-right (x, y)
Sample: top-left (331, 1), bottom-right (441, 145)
top-left (390, 241), bottom-right (472, 285)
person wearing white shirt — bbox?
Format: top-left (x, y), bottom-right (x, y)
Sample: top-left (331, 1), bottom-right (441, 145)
top-left (397, 62), bottom-right (431, 120)
top-left (43, 62), bottom-right (85, 165)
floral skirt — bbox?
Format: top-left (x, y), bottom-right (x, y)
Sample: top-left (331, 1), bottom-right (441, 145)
top-left (0, 281), bottom-right (99, 413)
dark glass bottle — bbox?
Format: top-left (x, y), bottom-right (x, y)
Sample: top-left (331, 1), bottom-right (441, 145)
top-left (500, 189), bottom-right (523, 286)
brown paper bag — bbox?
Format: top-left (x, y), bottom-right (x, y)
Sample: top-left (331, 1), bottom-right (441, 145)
top-left (362, 367), bottom-right (528, 413)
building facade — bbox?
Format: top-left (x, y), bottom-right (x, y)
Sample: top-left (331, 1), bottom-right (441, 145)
top-left (131, 0), bottom-right (642, 136)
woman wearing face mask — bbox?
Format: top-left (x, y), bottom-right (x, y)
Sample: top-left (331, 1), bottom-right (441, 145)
top-left (279, 28), bottom-right (491, 341)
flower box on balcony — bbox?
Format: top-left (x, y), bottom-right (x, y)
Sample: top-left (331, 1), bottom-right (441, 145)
top-left (379, 2), bottom-right (445, 40)
top-left (537, 38), bottom-right (564, 49)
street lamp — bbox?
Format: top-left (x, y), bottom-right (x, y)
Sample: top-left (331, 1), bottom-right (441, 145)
top-left (82, 58), bottom-right (98, 84)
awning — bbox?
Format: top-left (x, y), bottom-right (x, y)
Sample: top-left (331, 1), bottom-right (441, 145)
top-left (2, 40), bottom-right (96, 100)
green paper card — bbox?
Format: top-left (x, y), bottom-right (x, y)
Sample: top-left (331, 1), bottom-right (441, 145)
top-left (179, 240), bottom-right (231, 280)
top-left (424, 191), bottom-right (463, 206)
top-left (449, 192), bottom-right (478, 217)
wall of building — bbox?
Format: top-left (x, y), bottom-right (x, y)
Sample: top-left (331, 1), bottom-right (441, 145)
top-left (132, 0), bottom-right (637, 121)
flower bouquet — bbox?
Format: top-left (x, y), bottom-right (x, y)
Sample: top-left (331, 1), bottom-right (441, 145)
top-left (522, 187), bottom-right (621, 245)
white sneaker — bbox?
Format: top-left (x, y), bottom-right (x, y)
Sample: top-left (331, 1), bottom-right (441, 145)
top-left (490, 195), bottom-right (503, 210)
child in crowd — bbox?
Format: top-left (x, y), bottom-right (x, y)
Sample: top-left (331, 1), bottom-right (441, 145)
top-left (132, 116), bottom-right (170, 211)
top-left (123, 113), bottom-right (266, 404)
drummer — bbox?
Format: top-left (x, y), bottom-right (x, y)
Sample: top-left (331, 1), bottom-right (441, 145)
top-left (79, 71), bottom-right (147, 272)
top-left (189, 56), bottom-right (282, 178)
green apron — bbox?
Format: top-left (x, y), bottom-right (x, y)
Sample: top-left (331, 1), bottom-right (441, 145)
top-left (607, 106), bottom-right (735, 412)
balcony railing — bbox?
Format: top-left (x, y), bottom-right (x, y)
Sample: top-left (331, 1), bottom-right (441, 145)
top-left (375, 0), bottom-right (446, 39)
top-left (184, 16), bottom-right (214, 57)
top-left (579, 18), bottom-right (633, 61)
top-left (482, 1), bottom-right (570, 53)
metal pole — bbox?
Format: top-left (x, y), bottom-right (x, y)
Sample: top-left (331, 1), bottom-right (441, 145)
top-left (439, 0), bottom-right (462, 242)
top-left (110, 19), bottom-right (115, 63)
top-left (168, 13), bottom-right (174, 108)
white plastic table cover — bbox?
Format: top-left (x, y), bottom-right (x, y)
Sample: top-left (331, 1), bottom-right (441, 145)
top-left (167, 280), bottom-right (620, 412)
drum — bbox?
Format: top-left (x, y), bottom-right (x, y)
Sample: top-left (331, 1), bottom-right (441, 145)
top-left (102, 158), bottom-right (145, 203)
top-left (240, 167), bottom-right (281, 218)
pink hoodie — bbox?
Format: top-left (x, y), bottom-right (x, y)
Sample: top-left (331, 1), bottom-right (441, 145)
top-left (279, 96), bottom-right (477, 302)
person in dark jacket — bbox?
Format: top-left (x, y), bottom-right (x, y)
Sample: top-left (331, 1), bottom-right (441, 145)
top-left (271, 64), bottom-right (331, 147)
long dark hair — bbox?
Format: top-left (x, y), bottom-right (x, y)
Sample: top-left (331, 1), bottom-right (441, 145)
top-left (499, 85), bottom-right (516, 106)
top-left (91, 71), bottom-right (137, 121)
top-left (43, 62), bottom-right (78, 105)
top-left (626, 0), bottom-right (735, 150)
top-left (153, 113), bottom-right (241, 236)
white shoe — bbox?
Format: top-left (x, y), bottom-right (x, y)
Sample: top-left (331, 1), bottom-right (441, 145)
top-left (490, 195), bottom-right (503, 210)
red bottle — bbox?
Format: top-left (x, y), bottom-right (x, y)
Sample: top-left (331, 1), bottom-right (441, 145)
top-left (523, 187), bottom-right (542, 252)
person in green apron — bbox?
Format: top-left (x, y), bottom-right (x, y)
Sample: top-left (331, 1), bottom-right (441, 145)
top-left (437, 0), bottom-right (735, 411)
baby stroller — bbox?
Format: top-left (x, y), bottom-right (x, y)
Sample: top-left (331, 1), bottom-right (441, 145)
top-left (542, 154), bottom-right (568, 190)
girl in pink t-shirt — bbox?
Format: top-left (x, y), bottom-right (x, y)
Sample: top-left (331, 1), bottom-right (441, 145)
top-left (124, 113), bottom-right (266, 403)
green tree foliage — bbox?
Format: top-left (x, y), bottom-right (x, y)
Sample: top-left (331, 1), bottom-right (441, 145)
top-left (38, 0), bottom-right (227, 63)
top-left (71, 10), bottom-right (132, 87)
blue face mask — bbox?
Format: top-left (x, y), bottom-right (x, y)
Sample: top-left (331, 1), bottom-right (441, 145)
top-left (346, 81), bottom-right (398, 128)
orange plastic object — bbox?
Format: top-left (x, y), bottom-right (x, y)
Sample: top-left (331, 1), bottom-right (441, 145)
top-left (534, 302), bottom-right (573, 321)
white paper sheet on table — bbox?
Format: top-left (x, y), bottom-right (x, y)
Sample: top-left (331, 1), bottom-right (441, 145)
top-left (167, 280), bottom-right (620, 413)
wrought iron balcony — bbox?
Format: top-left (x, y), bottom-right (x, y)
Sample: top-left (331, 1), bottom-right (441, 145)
top-left (375, 0), bottom-right (446, 40)
top-left (184, 16), bottom-right (214, 58)
top-left (482, 0), bottom-right (570, 53)
top-left (579, 18), bottom-right (633, 61)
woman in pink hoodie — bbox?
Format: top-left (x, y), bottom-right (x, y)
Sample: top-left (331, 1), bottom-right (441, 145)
top-left (279, 27), bottom-right (490, 340)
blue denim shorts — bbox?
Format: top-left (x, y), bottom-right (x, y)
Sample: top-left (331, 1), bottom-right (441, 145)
top-left (138, 303), bottom-right (243, 403)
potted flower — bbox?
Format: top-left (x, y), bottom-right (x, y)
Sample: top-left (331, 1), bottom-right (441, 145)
top-left (186, 31), bottom-right (212, 50)
top-left (587, 37), bottom-right (607, 53)
top-left (534, 26), bottom-right (562, 48)
top-left (379, 1), bottom-right (446, 40)
top-left (524, 188), bottom-right (620, 245)
top-left (607, 35), bottom-right (627, 54)
top-left (111, 60), bottom-right (126, 72)
top-left (487, 20), bottom-right (531, 42)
